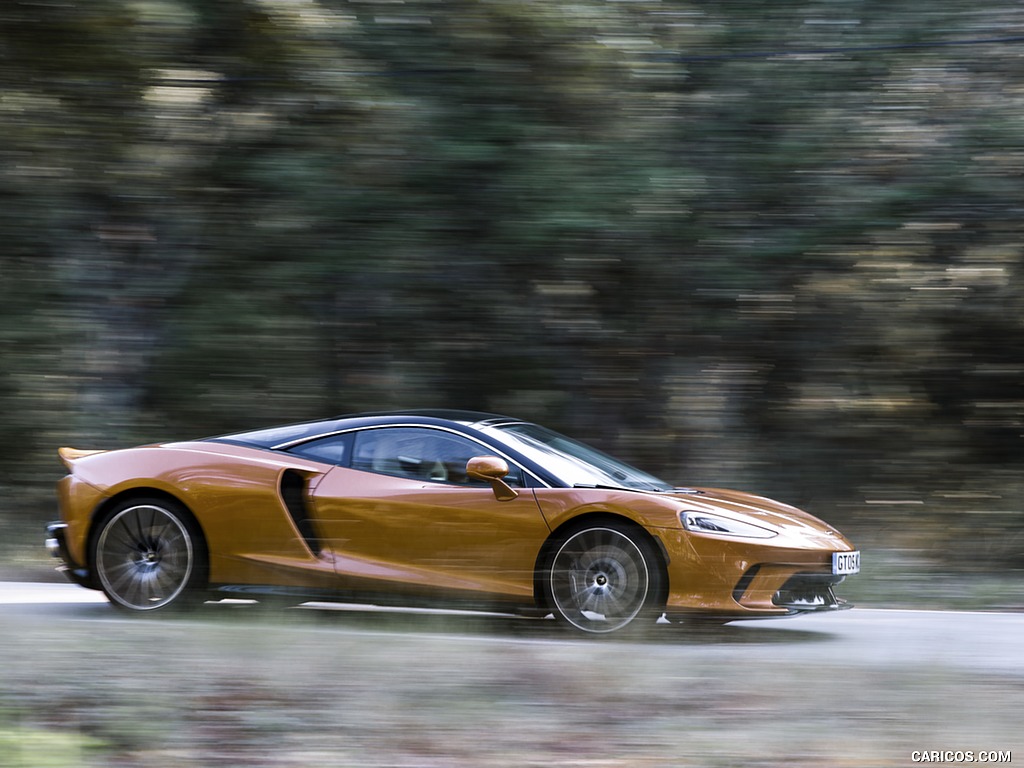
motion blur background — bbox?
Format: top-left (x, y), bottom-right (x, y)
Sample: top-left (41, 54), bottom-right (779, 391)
top-left (1, 1), bottom-right (1022, 602)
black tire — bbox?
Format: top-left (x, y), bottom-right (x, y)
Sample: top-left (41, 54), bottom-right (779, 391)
top-left (543, 521), bottom-right (665, 635)
top-left (91, 497), bottom-right (208, 612)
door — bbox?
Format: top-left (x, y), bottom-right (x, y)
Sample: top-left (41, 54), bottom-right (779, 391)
top-left (310, 426), bottom-right (550, 600)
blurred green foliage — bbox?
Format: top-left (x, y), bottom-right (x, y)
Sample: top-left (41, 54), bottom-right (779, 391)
top-left (2, 1), bottom-right (1023, 571)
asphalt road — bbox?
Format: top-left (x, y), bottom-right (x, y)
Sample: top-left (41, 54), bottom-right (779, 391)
top-left (1, 580), bottom-right (1021, 675)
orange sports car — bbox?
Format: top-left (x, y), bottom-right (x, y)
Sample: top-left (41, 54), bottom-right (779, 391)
top-left (46, 410), bottom-right (859, 633)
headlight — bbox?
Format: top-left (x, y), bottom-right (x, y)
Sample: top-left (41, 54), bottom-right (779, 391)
top-left (680, 510), bottom-right (778, 539)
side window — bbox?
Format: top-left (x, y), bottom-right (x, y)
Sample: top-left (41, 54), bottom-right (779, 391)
top-left (351, 428), bottom-right (523, 487)
top-left (287, 433), bottom-right (353, 465)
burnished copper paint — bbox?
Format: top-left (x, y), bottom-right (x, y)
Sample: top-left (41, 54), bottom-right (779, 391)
top-left (50, 412), bottom-right (857, 624)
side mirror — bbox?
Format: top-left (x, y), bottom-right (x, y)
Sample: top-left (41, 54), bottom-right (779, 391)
top-left (466, 456), bottom-right (519, 502)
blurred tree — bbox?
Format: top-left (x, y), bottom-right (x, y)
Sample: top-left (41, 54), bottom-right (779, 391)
top-left (1, 0), bottom-right (1023, 569)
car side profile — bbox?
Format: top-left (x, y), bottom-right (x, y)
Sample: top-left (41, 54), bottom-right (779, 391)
top-left (46, 410), bottom-right (859, 634)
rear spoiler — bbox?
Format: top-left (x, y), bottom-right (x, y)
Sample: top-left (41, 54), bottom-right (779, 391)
top-left (58, 447), bottom-right (107, 470)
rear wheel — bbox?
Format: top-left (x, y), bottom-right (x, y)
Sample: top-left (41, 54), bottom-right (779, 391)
top-left (544, 522), bottom-right (664, 634)
top-left (92, 498), bottom-right (207, 612)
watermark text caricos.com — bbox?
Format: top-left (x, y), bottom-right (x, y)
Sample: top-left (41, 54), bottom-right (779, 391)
top-left (911, 751), bottom-right (1011, 763)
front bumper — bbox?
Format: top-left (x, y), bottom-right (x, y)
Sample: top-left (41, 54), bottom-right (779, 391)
top-left (659, 525), bottom-right (858, 618)
top-left (45, 521), bottom-right (95, 589)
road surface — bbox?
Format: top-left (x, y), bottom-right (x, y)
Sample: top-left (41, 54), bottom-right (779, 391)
top-left (1, 580), bottom-right (1020, 675)
top-left (1, 580), bottom-right (1021, 767)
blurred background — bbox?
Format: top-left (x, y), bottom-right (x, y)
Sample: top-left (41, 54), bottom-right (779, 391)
top-left (1, 0), bottom-right (1022, 603)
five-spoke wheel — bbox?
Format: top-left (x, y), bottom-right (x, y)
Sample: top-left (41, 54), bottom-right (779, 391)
top-left (93, 499), bottom-right (206, 612)
top-left (545, 523), bottom-right (663, 634)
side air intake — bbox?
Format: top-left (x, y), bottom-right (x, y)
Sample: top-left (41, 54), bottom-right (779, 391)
top-left (280, 470), bottom-right (320, 555)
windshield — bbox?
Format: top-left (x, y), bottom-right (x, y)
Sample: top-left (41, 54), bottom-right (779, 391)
top-left (487, 423), bottom-right (671, 491)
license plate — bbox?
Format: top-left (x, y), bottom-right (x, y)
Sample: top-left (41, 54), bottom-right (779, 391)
top-left (832, 551), bottom-right (860, 575)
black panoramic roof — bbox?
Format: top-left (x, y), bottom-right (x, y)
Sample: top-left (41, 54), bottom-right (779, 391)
top-left (337, 409), bottom-right (521, 427)
top-left (208, 409), bottom-right (525, 450)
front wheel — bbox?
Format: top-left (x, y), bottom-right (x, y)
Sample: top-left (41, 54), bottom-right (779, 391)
top-left (92, 498), bottom-right (207, 612)
top-left (544, 523), bottom-right (664, 634)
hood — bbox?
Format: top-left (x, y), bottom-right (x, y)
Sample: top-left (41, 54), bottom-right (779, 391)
top-left (671, 486), bottom-right (845, 539)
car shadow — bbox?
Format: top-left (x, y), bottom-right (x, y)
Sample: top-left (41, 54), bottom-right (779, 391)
top-left (204, 601), bottom-right (837, 646)
top-left (1, 597), bottom-right (835, 646)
